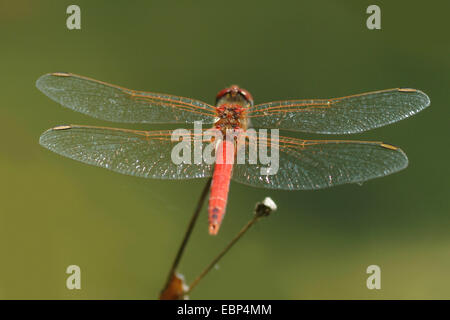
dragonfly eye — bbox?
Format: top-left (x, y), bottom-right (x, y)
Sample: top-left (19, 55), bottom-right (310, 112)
top-left (216, 88), bottom-right (231, 103)
top-left (238, 88), bottom-right (254, 105)
top-left (216, 85), bottom-right (254, 105)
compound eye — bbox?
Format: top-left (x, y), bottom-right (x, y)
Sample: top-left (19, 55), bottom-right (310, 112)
top-left (216, 86), bottom-right (254, 105)
top-left (239, 89), bottom-right (254, 105)
top-left (216, 88), bottom-right (231, 102)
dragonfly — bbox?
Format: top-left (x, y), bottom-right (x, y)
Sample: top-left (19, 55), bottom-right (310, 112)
top-left (37, 72), bottom-right (430, 235)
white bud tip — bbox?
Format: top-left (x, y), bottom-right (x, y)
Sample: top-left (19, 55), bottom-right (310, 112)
top-left (263, 197), bottom-right (277, 211)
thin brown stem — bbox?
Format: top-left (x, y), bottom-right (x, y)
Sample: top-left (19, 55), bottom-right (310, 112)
top-left (160, 177), bottom-right (212, 294)
top-left (185, 214), bottom-right (261, 296)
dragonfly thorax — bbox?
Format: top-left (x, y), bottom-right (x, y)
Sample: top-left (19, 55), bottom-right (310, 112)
top-left (214, 85), bottom-right (252, 134)
top-left (214, 103), bottom-right (248, 133)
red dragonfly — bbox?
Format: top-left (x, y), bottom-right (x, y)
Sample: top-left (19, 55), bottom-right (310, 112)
top-left (37, 73), bottom-right (430, 235)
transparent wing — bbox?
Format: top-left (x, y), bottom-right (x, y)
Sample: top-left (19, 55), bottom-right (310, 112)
top-left (232, 136), bottom-right (408, 190)
top-left (36, 73), bottom-right (216, 124)
top-left (39, 125), bottom-right (213, 179)
top-left (247, 88), bottom-right (430, 134)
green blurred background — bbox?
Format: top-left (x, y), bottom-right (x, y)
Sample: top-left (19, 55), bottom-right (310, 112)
top-left (0, 0), bottom-right (449, 299)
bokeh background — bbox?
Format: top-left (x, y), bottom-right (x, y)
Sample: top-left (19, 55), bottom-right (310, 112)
top-left (0, 0), bottom-right (449, 299)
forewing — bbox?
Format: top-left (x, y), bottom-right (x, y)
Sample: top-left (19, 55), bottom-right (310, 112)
top-left (39, 125), bottom-right (213, 179)
top-left (247, 88), bottom-right (430, 134)
top-left (36, 73), bottom-right (216, 124)
top-left (232, 136), bottom-right (408, 190)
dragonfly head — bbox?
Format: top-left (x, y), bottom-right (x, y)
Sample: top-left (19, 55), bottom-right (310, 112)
top-left (215, 85), bottom-right (254, 107)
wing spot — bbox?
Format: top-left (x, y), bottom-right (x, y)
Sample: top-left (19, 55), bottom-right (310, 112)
top-left (51, 72), bottom-right (71, 77)
top-left (380, 143), bottom-right (398, 150)
top-left (53, 125), bottom-right (72, 130)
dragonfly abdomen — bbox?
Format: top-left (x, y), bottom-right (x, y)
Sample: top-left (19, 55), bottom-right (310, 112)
top-left (208, 139), bottom-right (235, 235)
